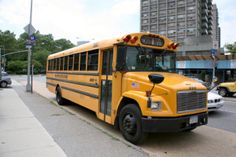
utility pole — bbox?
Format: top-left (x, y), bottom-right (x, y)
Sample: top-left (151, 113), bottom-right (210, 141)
top-left (26, 0), bottom-right (34, 93)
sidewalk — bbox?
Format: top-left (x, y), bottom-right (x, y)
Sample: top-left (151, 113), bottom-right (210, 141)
top-left (0, 87), bottom-right (67, 157)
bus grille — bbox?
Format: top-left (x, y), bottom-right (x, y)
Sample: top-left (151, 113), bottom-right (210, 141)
top-left (177, 90), bottom-right (207, 113)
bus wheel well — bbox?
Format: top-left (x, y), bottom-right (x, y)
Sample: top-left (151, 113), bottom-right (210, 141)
top-left (114, 97), bottom-right (141, 130)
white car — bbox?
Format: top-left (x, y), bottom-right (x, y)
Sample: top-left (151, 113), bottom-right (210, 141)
top-left (207, 91), bottom-right (224, 112)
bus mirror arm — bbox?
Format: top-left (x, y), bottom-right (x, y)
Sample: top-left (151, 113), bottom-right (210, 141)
top-left (146, 74), bottom-right (164, 97)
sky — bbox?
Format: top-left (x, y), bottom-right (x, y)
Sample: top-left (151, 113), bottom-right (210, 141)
top-left (0, 0), bottom-right (235, 46)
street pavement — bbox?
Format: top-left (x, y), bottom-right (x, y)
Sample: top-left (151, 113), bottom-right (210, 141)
top-left (9, 75), bottom-right (236, 157)
top-left (0, 82), bottom-right (67, 157)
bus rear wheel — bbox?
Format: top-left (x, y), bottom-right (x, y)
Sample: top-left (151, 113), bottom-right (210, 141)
top-left (119, 104), bottom-right (147, 144)
top-left (56, 87), bottom-right (66, 105)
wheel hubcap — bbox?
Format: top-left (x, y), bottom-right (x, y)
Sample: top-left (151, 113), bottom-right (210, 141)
top-left (1, 82), bottom-right (7, 87)
top-left (123, 114), bottom-right (137, 134)
top-left (220, 90), bottom-right (226, 96)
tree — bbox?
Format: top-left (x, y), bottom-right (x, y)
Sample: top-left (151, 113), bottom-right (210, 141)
top-left (33, 50), bottom-right (50, 70)
top-left (225, 42), bottom-right (236, 54)
top-left (0, 29), bottom-right (75, 74)
top-left (0, 30), bottom-right (17, 54)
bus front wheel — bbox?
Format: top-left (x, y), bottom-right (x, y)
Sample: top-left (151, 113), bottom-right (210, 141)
top-left (119, 104), bottom-right (147, 144)
top-left (56, 87), bottom-right (66, 105)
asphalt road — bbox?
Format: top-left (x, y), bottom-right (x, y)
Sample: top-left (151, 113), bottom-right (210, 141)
top-left (208, 99), bottom-right (236, 133)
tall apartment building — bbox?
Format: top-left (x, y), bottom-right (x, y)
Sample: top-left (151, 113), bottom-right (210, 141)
top-left (212, 4), bottom-right (221, 48)
top-left (140, 0), bottom-right (216, 44)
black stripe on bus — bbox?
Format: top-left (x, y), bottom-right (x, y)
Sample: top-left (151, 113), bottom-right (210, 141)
top-left (46, 77), bottom-right (99, 88)
top-left (47, 71), bottom-right (99, 76)
top-left (47, 82), bottom-right (56, 87)
top-left (61, 86), bottom-right (99, 99)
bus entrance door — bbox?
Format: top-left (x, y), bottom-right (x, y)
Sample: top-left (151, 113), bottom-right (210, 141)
top-left (100, 49), bottom-right (113, 123)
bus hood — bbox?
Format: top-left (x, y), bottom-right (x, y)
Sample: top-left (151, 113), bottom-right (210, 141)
top-left (123, 72), bottom-right (207, 92)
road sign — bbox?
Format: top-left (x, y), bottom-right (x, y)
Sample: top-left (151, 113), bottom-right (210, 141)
top-left (211, 48), bottom-right (217, 56)
top-left (30, 35), bottom-right (36, 41)
top-left (24, 24), bottom-right (36, 36)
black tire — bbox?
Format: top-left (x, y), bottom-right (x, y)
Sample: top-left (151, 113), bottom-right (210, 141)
top-left (56, 87), bottom-right (66, 105)
top-left (218, 88), bottom-right (227, 97)
top-left (119, 104), bottom-right (147, 144)
top-left (0, 81), bottom-right (8, 88)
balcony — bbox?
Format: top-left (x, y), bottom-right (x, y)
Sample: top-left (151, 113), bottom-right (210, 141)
top-left (202, 16), bottom-right (208, 22)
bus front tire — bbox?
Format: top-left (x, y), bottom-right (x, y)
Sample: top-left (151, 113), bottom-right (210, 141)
top-left (119, 104), bottom-right (147, 145)
top-left (56, 87), bottom-right (66, 105)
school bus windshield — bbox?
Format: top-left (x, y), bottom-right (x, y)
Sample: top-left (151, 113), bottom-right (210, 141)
top-left (119, 46), bottom-right (176, 72)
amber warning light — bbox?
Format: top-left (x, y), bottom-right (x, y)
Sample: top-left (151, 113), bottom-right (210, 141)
top-left (168, 42), bottom-right (179, 49)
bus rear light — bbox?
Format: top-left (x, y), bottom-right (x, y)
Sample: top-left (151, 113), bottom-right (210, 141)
top-left (130, 36), bottom-right (139, 44)
top-left (123, 35), bottom-right (131, 43)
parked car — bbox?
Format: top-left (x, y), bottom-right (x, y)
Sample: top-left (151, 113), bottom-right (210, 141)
top-left (0, 72), bottom-right (12, 88)
top-left (207, 92), bottom-right (224, 112)
top-left (217, 81), bottom-right (236, 97)
top-left (189, 77), bottom-right (224, 111)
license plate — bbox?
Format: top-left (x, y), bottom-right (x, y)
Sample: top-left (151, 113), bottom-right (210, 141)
top-left (189, 116), bottom-right (198, 124)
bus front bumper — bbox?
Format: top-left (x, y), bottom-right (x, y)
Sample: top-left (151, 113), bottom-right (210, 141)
top-left (141, 112), bottom-right (208, 133)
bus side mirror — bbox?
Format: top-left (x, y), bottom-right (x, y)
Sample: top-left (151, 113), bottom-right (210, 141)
top-left (148, 74), bottom-right (164, 84)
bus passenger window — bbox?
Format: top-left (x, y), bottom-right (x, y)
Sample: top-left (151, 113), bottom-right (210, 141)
top-left (88, 50), bottom-right (98, 71)
top-left (68, 55), bottom-right (74, 70)
top-left (56, 58), bottom-right (60, 70)
top-left (80, 52), bottom-right (86, 71)
top-left (64, 56), bottom-right (68, 70)
top-left (60, 57), bottom-right (63, 70)
top-left (74, 54), bottom-right (80, 70)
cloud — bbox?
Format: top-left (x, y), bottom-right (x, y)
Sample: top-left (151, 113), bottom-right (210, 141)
top-left (0, 0), bottom-right (140, 44)
top-left (214, 0), bottom-right (236, 45)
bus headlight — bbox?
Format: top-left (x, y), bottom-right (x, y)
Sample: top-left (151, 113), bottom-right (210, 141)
top-left (150, 101), bottom-right (162, 111)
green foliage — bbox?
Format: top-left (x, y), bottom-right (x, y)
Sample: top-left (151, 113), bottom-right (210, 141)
top-left (225, 42), bottom-right (236, 53)
top-left (0, 30), bottom-right (17, 53)
top-left (7, 60), bottom-right (27, 74)
top-left (0, 29), bottom-right (75, 74)
top-left (33, 50), bottom-right (50, 70)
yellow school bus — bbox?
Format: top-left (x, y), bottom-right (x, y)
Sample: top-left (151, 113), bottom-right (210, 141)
top-left (46, 32), bottom-right (208, 144)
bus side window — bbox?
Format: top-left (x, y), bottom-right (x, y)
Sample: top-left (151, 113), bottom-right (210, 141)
top-left (68, 55), bottom-right (74, 70)
top-left (51, 59), bottom-right (54, 71)
top-left (88, 50), bottom-right (98, 71)
top-left (56, 58), bottom-right (60, 71)
top-left (64, 56), bottom-right (68, 70)
top-left (74, 54), bottom-right (80, 70)
top-left (80, 52), bottom-right (86, 71)
top-left (60, 57), bottom-right (64, 70)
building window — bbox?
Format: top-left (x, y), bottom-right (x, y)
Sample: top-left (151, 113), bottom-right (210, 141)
top-left (141, 26), bottom-right (148, 32)
top-left (150, 5), bottom-right (157, 11)
top-left (151, 18), bottom-right (157, 23)
top-left (142, 19), bottom-right (149, 24)
top-left (142, 0), bottom-right (149, 6)
top-left (142, 13), bottom-right (148, 18)
top-left (142, 6), bottom-right (148, 12)
top-left (151, 12), bottom-right (157, 17)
